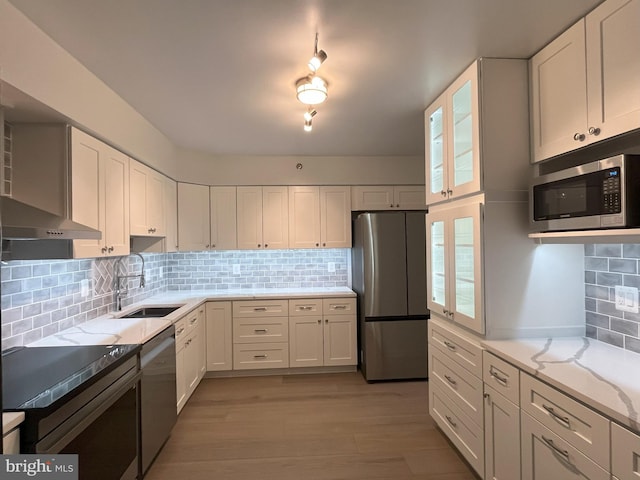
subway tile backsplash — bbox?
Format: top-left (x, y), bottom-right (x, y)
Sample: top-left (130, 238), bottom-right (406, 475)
top-left (1, 249), bottom-right (349, 349)
top-left (584, 244), bottom-right (640, 353)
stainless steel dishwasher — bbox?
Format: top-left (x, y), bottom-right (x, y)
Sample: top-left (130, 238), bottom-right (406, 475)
top-left (140, 324), bottom-right (177, 476)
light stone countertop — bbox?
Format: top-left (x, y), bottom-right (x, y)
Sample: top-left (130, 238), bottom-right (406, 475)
top-left (3, 412), bottom-right (25, 435)
top-left (482, 336), bottom-right (640, 432)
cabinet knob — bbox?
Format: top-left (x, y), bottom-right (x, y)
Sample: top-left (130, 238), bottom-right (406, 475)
top-left (258, 244), bottom-right (261, 248)
top-left (316, 243), bottom-right (319, 247)
top-left (446, 189), bottom-right (452, 196)
top-left (389, 204), bottom-right (394, 208)
top-left (322, 243), bottom-right (326, 247)
top-left (205, 244), bottom-right (210, 248)
top-left (441, 190), bottom-right (447, 197)
top-left (443, 308), bottom-right (449, 315)
top-left (325, 319), bottom-right (328, 323)
top-left (108, 246), bottom-right (114, 253)
top-left (317, 319), bottom-right (321, 324)
top-left (101, 246), bottom-right (108, 254)
top-left (211, 244), bottom-right (216, 248)
top-left (588, 126), bottom-right (601, 136)
top-left (264, 244), bottom-right (268, 248)
top-left (396, 204), bottom-right (400, 208)
top-left (573, 132), bottom-right (586, 142)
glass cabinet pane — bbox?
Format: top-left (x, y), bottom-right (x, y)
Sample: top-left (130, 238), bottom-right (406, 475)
top-left (429, 106), bottom-right (445, 196)
top-left (430, 219), bottom-right (446, 307)
top-left (451, 80), bottom-right (473, 188)
top-left (453, 215), bottom-right (475, 319)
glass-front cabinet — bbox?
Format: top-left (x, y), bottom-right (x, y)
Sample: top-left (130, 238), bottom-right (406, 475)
top-left (425, 61), bottom-right (480, 206)
top-left (427, 199), bottom-right (483, 334)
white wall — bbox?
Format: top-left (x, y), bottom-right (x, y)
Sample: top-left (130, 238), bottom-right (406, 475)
top-left (175, 149), bottom-right (424, 185)
top-left (0, 0), bottom-right (425, 186)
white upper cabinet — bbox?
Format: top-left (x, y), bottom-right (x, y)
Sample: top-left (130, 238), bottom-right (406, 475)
top-left (290, 186), bottom-right (351, 249)
top-left (210, 186), bottom-right (237, 250)
top-left (177, 182), bottom-right (210, 252)
top-left (351, 185), bottom-right (426, 211)
top-left (530, 0), bottom-right (640, 162)
top-left (71, 128), bottom-right (130, 258)
top-left (237, 186), bottom-right (288, 249)
top-left (164, 177), bottom-right (178, 252)
top-left (425, 59), bottom-right (529, 205)
top-left (129, 158), bottom-right (165, 236)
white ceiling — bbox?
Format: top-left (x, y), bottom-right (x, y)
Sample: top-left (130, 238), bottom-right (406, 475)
top-left (8, 0), bottom-right (603, 157)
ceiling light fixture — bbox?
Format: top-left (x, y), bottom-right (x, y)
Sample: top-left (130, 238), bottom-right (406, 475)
top-left (296, 75), bottom-right (328, 105)
top-left (303, 109), bottom-right (317, 122)
top-left (308, 33), bottom-right (328, 72)
top-left (304, 119), bottom-right (313, 132)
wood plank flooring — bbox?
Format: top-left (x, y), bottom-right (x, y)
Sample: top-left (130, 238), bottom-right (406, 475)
top-left (145, 373), bottom-right (478, 480)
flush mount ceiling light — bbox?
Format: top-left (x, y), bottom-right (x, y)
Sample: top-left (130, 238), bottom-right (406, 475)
top-left (296, 75), bottom-right (328, 105)
top-left (295, 33), bottom-right (329, 131)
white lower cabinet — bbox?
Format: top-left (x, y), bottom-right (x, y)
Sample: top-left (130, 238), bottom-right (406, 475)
top-left (611, 423), bottom-right (640, 480)
top-left (521, 412), bottom-right (608, 480)
top-left (205, 301), bottom-right (232, 371)
top-left (175, 307), bottom-right (207, 414)
top-left (484, 385), bottom-right (520, 480)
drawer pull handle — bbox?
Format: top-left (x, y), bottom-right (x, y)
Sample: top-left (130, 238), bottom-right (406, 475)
top-left (334, 305), bottom-right (347, 310)
top-left (443, 341), bottom-right (457, 351)
top-left (253, 354), bottom-right (268, 359)
top-left (489, 366), bottom-right (508, 386)
top-left (444, 374), bottom-right (457, 386)
top-left (445, 415), bottom-right (457, 428)
top-left (541, 435), bottom-right (571, 462)
top-left (253, 307), bottom-right (267, 312)
top-left (542, 404), bottom-right (571, 428)
top-left (300, 306), bottom-right (313, 311)
top-left (190, 318), bottom-right (197, 324)
top-left (176, 327), bottom-right (185, 335)
top-left (254, 329), bottom-right (268, 333)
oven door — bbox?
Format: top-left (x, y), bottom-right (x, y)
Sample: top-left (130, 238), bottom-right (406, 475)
top-left (36, 365), bottom-right (141, 480)
top-left (531, 161), bottom-right (624, 231)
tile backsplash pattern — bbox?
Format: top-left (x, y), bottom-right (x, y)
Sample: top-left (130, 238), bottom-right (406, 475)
top-left (166, 249), bottom-right (349, 290)
top-left (1, 249), bottom-right (349, 349)
top-left (584, 244), bottom-right (640, 354)
top-left (1, 253), bottom-right (167, 349)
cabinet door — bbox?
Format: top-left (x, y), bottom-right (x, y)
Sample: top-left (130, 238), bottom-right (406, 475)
top-left (177, 183), bottom-right (210, 251)
top-left (206, 301), bottom-right (232, 371)
top-left (71, 129), bottom-right (104, 258)
top-left (426, 210), bottom-right (450, 318)
top-left (394, 186), bottom-right (426, 210)
top-left (147, 168), bottom-right (165, 236)
top-left (289, 316), bottom-right (323, 367)
top-left (425, 93), bottom-right (448, 206)
top-left (102, 146), bottom-right (130, 257)
top-left (586, 0), bottom-right (640, 143)
top-left (530, 20), bottom-right (588, 162)
top-left (184, 330), bottom-right (200, 397)
top-left (262, 186), bottom-right (289, 249)
top-left (197, 306), bottom-right (207, 379)
top-left (129, 159), bottom-right (149, 236)
top-left (484, 386), bottom-right (520, 480)
top-left (323, 314), bottom-right (357, 366)
top-left (175, 341), bottom-right (186, 413)
top-left (210, 186), bottom-right (237, 250)
top-left (289, 186), bottom-right (321, 248)
top-left (521, 413), bottom-right (609, 480)
top-left (164, 177), bottom-right (178, 252)
top-left (450, 202), bottom-right (483, 334)
top-left (320, 186), bottom-right (351, 248)
top-left (446, 61), bottom-right (480, 200)
top-left (350, 185), bottom-right (395, 210)
top-left (237, 186), bottom-right (263, 249)
top-left (611, 422), bottom-right (640, 480)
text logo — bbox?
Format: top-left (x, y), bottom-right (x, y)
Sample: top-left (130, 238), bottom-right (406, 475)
top-left (0, 455), bottom-right (78, 480)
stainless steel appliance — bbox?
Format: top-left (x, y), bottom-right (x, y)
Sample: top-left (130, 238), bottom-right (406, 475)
top-left (352, 212), bottom-right (429, 381)
top-left (140, 325), bottom-right (177, 476)
top-left (531, 154), bottom-right (640, 232)
top-left (2, 344), bottom-right (141, 480)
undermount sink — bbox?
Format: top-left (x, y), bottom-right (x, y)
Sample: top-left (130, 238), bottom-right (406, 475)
top-left (119, 306), bottom-right (182, 318)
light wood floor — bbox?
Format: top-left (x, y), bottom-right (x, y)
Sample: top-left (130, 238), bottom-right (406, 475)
top-left (145, 372), bottom-right (478, 480)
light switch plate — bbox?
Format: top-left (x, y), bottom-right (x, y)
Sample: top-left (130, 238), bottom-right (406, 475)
top-left (233, 264), bottom-right (241, 275)
top-left (615, 285), bottom-right (639, 313)
top-left (328, 262), bottom-right (336, 273)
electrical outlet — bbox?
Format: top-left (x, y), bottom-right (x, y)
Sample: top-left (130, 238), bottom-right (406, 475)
top-left (615, 285), bottom-right (639, 313)
top-left (80, 279), bottom-right (91, 298)
top-left (159, 266), bottom-right (164, 279)
top-left (328, 262), bottom-right (336, 273)
top-left (233, 264), bottom-right (241, 275)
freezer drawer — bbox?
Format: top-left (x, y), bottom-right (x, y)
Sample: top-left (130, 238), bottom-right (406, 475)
top-left (362, 318), bottom-right (428, 381)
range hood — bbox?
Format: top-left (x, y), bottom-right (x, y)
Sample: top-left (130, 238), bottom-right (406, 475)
top-left (1, 196), bottom-right (101, 260)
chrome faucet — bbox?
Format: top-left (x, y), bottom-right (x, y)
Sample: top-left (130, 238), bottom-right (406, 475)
top-left (114, 253), bottom-right (146, 310)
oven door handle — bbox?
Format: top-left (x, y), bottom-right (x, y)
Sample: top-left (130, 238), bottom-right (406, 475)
top-left (37, 369), bottom-right (142, 453)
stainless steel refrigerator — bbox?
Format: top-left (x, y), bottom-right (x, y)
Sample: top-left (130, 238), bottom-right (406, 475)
top-left (352, 212), bottom-right (429, 381)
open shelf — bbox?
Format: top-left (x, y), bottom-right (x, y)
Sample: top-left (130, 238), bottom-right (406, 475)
top-left (529, 229), bottom-right (640, 244)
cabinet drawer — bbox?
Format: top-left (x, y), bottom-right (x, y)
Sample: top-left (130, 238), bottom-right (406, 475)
top-left (428, 320), bottom-right (483, 377)
top-left (233, 317), bottom-right (288, 343)
top-left (520, 373), bottom-right (610, 469)
top-left (322, 297), bottom-right (356, 315)
top-left (3, 428), bottom-right (19, 454)
top-left (233, 343), bottom-right (289, 370)
top-left (430, 347), bottom-right (483, 427)
top-left (183, 309), bottom-right (200, 333)
top-left (289, 299), bottom-right (322, 316)
top-left (611, 423), bottom-right (640, 480)
top-left (482, 351), bottom-right (520, 405)
top-left (521, 412), bottom-right (608, 480)
top-left (430, 384), bottom-right (484, 476)
top-left (233, 300), bottom-right (288, 317)
top-left (174, 317), bottom-right (188, 349)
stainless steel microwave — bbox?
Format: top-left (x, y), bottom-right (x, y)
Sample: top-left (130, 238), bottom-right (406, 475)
top-left (530, 155), bottom-right (640, 232)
